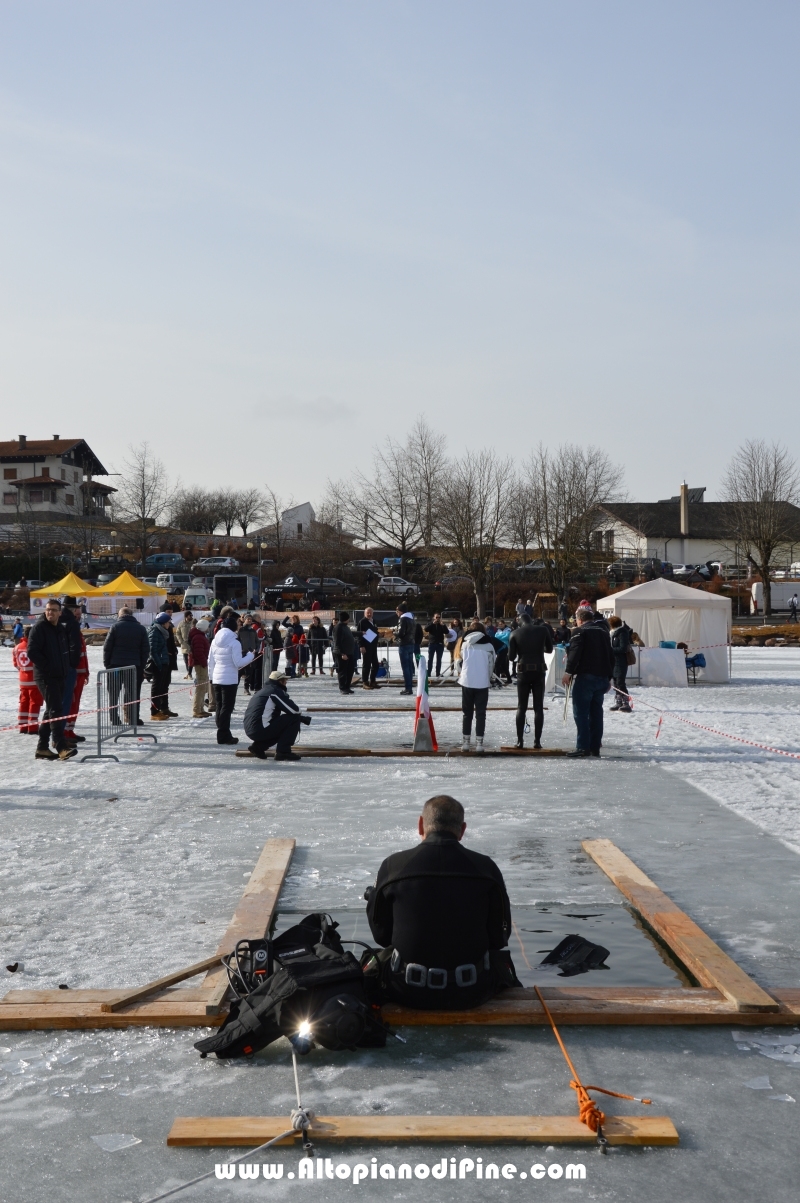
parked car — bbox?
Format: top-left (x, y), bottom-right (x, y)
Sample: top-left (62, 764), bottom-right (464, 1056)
top-left (191, 556), bottom-right (240, 573)
top-left (156, 572), bottom-right (195, 595)
top-left (671, 563), bottom-right (697, 579)
top-left (96, 574), bottom-right (117, 586)
top-left (434, 574), bottom-right (473, 590)
top-left (376, 576), bottom-right (421, 597)
top-left (344, 559), bottom-right (384, 575)
top-left (141, 577), bottom-right (159, 587)
top-left (516, 559), bottom-right (552, 575)
top-left (19, 579), bottom-right (46, 589)
top-left (306, 577), bottom-right (356, 595)
top-left (143, 553), bottom-right (185, 570)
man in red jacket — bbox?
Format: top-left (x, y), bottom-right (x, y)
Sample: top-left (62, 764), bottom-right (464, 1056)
top-left (13, 634), bottom-right (42, 734)
top-left (189, 618), bottom-right (213, 717)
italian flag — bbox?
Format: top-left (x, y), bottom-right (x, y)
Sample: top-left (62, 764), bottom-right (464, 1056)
top-left (413, 653), bottom-right (438, 752)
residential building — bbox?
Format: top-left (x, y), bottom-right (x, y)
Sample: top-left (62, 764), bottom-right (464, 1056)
top-left (0, 436), bottom-right (115, 522)
top-left (280, 501), bottom-right (316, 541)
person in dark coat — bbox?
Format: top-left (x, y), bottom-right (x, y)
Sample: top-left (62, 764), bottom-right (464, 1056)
top-left (269, 620), bottom-right (284, 673)
top-left (508, 613), bottom-right (553, 749)
top-left (394, 606), bottom-right (416, 694)
top-left (424, 614), bottom-right (448, 678)
top-left (26, 599), bottom-right (76, 759)
top-left (242, 669), bottom-right (311, 760)
top-left (562, 606), bottom-right (615, 757)
top-left (59, 596), bottom-right (83, 725)
top-left (103, 606), bottom-right (150, 725)
top-left (358, 607), bottom-right (380, 689)
top-left (147, 613), bottom-right (173, 720)
top-left (365, 794), bottom-right (517, 1011)
top-left (608, 615), bottom-right (639, 712)
top-left (308, 614), bottom-right (327, 675)
top-left (332, 611), bottom-right (357, 693)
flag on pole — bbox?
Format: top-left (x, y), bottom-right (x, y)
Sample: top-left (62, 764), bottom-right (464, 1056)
top-left (413, 653), bottom-right (438, 752)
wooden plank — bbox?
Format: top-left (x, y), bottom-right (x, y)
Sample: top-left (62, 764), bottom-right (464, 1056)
top-left (99, 955), bottom-right (223, 1013)
top-left (2, 987), bottom-right (797, 1031)
top-left (167, 1113), bottom-right (679, 1147)
top-left (0, 1001), bottom-right (225, 1030)
top-left (234, 748), bottom-right (567, 758)
top-left (202, 837), bottom-right (295, 1014)
top-left (581, 839), bottom-right (779, 1013)
top-left (1, 987), bottom-right (213, 1005)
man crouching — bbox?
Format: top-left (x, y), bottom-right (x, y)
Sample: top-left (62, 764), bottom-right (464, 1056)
top-left (364, 794), bottom-right (520, 1009)
top-left (242, 669), bottom-right (311, 761)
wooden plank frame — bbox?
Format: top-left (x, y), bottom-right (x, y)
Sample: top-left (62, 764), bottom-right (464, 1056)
top-left (167, 1114), bottom-right (679, 1148)
top-left (1, 837), bottom-right (798, 1030)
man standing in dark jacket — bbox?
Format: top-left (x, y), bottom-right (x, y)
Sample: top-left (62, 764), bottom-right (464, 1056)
top-left (508, 613), bottom-right (553, 749)
top-left (358, 607), bottom-right (380, 690)
top-left (26, 600), bottom-right (76, 760)
top-left (242, 669), bottom-right (311, 760)
top-left (562, 606), bottom-right (614, 757)
top-left (365, 794), bottom-right (517, 1010)
top-left (394, 606), bottom-right (416, 694)
top-left (332, 611), bottom-right (357, 694)
top-left (424, 613), bottom-right (447, 678)
top-left (59, 596), bottom-right (83, 726)
top-left (103, 606), bottom-right (150, 725)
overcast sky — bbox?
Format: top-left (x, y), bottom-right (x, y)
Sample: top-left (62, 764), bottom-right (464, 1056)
top-left (1, 2), bottom-right (798, 506)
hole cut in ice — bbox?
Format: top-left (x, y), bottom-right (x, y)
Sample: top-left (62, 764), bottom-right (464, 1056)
top-left (271, 904), bottom-right (689, 988)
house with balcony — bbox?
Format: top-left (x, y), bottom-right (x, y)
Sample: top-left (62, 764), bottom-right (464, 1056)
top-left (0, 436), bottom-right (115, 523)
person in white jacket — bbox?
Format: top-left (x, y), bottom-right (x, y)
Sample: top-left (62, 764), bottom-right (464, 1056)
top-left (457, 620), bottom-right (496, 754)
top-left (208, 610), bottom-right (255, 745)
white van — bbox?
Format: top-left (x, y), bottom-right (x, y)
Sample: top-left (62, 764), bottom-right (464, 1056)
top-left (183, 586), bottom-right (214, 609)
top-left (156, 572), bottom-right (194, 595)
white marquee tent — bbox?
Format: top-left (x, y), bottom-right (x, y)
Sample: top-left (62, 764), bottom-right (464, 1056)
top-left (596, 578), bottom-right (732, 683)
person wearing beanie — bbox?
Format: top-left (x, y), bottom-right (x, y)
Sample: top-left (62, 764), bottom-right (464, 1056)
top-left (147, 612), bottom-right (173, 720)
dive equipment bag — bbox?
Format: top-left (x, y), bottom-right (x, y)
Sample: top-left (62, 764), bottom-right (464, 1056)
top-left (194, 913), bottom-right (387, 1060)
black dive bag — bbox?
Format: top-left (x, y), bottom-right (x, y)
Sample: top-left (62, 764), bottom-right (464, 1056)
top-left (194, 913), bottom-right (387, 1060)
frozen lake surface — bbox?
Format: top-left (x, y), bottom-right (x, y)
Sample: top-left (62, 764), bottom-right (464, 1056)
top-left (1, 645), bottom-right (799, 1202)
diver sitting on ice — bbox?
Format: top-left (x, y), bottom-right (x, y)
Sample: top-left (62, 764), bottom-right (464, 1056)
top-left (364, 794), bottom-right (520, 1009)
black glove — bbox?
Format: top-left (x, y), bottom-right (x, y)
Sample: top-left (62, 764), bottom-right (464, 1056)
top-left (363, 885), bottom-right (375, 903)
top-left (300, 713), bottom-right (312, 726)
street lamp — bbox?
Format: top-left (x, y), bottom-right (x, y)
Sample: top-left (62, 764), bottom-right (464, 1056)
top-left (110, 530), bottom-right (117, 558)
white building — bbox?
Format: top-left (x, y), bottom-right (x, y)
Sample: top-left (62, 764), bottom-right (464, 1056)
top-left (280, 501), bottom-right (315, 541)
top-left (0, 436), bottom-right (115, 522)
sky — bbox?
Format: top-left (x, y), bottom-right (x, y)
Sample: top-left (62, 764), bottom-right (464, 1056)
top-left (1, 2), bottom-right (798, 508)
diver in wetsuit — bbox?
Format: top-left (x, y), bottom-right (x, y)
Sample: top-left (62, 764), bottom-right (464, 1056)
top-left (365, 795), bottom-right (518, 1010)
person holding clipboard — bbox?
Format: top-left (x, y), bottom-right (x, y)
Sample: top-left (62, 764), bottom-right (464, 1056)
top-left (358, 606), bottom-right (381, 690)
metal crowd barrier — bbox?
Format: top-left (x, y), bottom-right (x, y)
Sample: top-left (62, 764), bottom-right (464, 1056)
top-left (81, 666), bottom-right (158, 762)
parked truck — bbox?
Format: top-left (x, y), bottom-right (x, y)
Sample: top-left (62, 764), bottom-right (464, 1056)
top-left (213, 574), bottom-right (260, 607)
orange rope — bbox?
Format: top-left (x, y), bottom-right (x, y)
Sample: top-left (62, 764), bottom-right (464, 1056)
top-left (533, 986), bottom-right (651, 1136)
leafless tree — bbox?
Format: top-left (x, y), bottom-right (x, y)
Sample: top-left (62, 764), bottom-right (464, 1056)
top-left (407, 417), bottom-right (447, 550)
top-left (116, 443), bottom-right (175, 565)
top-left (526, 444), bottom-right (625, 600)
top-left (262, 487), bottom-right (286, 564)
top-left (507, 473), bottom-right (538, 573)
top-left (343, 437), bottom-right (423, 574)
top-left (721, 440), bottom-right (800, 615)
top-left (436, 449), bottom-right (514, 616)
top-left (170, 487), bottom-right (222, 535)
top-left (216, 489), bottom-right (241, 537)
top-left (234, 488), bottom-right (264, 536)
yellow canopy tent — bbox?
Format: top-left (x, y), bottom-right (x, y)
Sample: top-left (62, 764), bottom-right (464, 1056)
top-left (30, 572), bottom-right (102, 597)
top-left (94, 571), bottom-right (164, 596)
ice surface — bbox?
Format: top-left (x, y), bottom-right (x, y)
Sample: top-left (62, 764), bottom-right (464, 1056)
top-left (2, 646), bottom-right (800, 1202)
top-left (743, 1076), bottom-right (772, 1089)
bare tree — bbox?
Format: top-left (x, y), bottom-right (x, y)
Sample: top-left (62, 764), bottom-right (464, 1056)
top-left (343, 438), bottom-right (423, 574)
top-left (170, 487), bottom-right (222, 535)
top-left (116, 443), bottom-right (175, 565)
top-left (507, 473), bottom-right (537, 573)
top-left (526, 444), bottom-right (624, 601)
top-left (436, 449), bottom-right (513, 616)
top-left (721, 440), bottom-right (800, 616)
top-left (216, 489), bottom-right (241, 537)
top-left (262, 487), bottom-right (286, 564)
top-left (407, 417), bottom-right (447, 550)
top-left (234, 488), bottom-right (264, 536)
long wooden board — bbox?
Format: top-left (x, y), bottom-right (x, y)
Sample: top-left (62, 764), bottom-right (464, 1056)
top-left (203, 837), bottom-right (295, 1014)
top-left (99, 954), bottom-right (222, 1013)
top-left (582, 839), bottom-right (779, 1012)
top-left (2, 988), bottom-right (798, 1032)
top-left (234, 748), bottom-right (566, 759)
top-left (167, 1114), bottom-right (679, 1147)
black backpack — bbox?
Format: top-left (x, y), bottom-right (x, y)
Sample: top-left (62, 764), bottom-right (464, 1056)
top-left (194, 913), bottom-right (387, 1060)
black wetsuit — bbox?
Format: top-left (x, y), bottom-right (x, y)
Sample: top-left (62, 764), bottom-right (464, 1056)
top-left (366, 832), bottom-right (513, 1009)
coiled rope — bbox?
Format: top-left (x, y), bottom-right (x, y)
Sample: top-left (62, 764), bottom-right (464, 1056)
top-left (533, 985), bottom-right (651, 1152)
